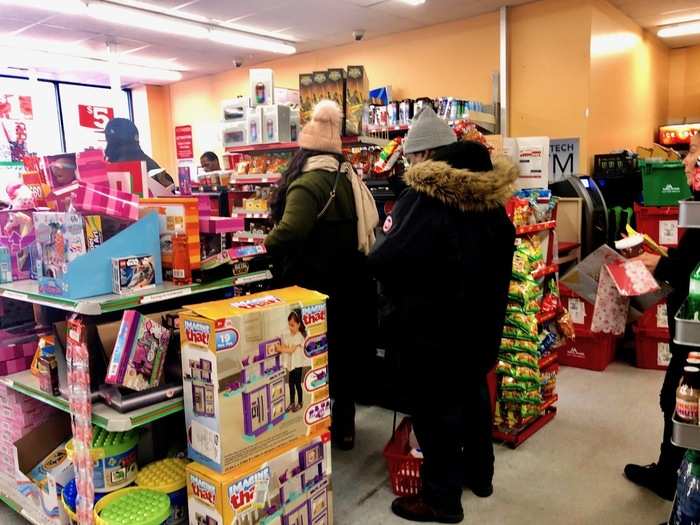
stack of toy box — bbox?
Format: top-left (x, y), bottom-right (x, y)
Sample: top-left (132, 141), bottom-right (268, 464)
top-left (0, 383), bottom-right (59, 477)
top-left (182, 286), bottom-right (333, 525)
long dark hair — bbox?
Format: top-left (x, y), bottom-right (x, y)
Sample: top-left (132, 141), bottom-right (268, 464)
top-left (288, 309), bottom-right (307, 338)
top-left (271, 148), bottom-right (345, 222)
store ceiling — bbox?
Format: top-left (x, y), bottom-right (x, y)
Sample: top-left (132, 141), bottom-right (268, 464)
top-left (1, 0), bottom-right (699, 85)
top-left (610, 0), bottom-right (700, 48)
top-left (0, 0), bottom-right (532, 85)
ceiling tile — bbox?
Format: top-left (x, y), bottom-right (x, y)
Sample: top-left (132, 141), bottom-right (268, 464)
top-left (179, 0), bottom-right (291, 22)
top-left (13, 24), bottom-right (96, 44)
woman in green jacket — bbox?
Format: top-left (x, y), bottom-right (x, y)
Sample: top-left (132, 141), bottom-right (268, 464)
top-left (265, 100), bottom-right (378, 450)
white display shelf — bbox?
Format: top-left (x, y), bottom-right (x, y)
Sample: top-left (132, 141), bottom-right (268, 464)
top-left (0, 473), bottom-right (55, 525)
top-left (0, 277), bottom-right (236, 315)
top-left (0, 370), bottom-right (183, 432)
top-left (230, 208), bottom-right (271, 219)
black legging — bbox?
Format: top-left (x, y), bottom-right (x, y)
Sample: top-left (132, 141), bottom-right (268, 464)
top-left (289, 367), bottom-right (303, 406)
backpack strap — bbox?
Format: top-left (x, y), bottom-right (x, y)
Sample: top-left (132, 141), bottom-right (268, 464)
top-left (316, 168), bottom-right (342, 219)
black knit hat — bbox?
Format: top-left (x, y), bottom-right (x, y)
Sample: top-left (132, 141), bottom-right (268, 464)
top-left (432, 140), bottom-right (494, 172)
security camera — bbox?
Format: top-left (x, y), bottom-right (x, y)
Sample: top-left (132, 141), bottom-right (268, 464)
top-left (232, 59), bottom-right (243, 68)
top-left (352, 30), bottom-right (365, 41)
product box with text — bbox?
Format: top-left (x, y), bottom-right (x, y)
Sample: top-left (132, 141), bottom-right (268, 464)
top-left (346, 65), bottom-right (368, 135)
top-left (180, 287), bottom-right (330, 473)
top-left (187, 431), bottom-right (332, 525)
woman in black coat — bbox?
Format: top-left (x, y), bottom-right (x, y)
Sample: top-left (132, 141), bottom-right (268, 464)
top-left (369, 141), bottom-right (517, 523)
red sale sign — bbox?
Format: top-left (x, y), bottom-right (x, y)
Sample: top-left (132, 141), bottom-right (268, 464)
top-left (78, 104), bottom-right (114, 130)
top-left (175, 125), bottom-right (194, 160)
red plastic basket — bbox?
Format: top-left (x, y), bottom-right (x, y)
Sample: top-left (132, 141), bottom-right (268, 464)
top-left (383, 417), bottom-right (423, 496)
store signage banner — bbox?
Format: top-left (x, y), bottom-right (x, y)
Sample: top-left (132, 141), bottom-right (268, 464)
top-left (0, 94), bottom-right (33, 120)
top-left (175, 125), bottom-right (194, 160)
top-left (550, 138), bottom-right (580, 182)
top-left (78, 104), bottom-right (114, 130)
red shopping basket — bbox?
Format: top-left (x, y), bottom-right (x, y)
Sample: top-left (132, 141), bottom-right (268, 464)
top-left (383, 416), bottom-right (423, 496)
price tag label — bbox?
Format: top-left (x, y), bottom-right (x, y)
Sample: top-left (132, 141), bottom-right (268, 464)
top-left (568, 298), bottom-right (586, 325)
top-left (140, 287), bottom-right (192, 304)
top-left (658, 342), bottom-right (671, 367)
top-left (657, 303), bottom-right (668, 329)
top-left (659, 220), bottom-right (678, 246)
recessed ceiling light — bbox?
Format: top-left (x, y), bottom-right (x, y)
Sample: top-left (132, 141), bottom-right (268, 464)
top-left (398, 0), bottom-right (427, 5)
top-left (658, 20), bottom-right (700, 38)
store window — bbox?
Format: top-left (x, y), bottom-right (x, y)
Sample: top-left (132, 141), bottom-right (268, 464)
top-left (58, 83), bottom-right (130, 152)
top-left (0, 77), bottom-right (63, 162)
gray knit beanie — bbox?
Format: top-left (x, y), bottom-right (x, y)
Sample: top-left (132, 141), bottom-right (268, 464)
top-left (403, 105), bottom-right (457, 154)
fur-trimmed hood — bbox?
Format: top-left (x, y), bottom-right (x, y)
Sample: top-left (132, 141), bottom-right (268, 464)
top-left (403, 157), bottom-right (518, 212)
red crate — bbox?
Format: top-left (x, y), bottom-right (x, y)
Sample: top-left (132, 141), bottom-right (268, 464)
top-left (557, 326), bottom-right (619, 371)
top-left (634, 203), bottom-right (686, 249)
top-left (634, 326), bottom-right (670, 370)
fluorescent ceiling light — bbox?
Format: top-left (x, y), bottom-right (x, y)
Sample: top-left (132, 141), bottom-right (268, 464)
top-left (398, 0), bottom-right (426, 5)
top-left (658, 21), bottom-right (700, 38)
top-left (0, 43), bottom-right (182, 82)
top-left (0, 0), bottom-right (86, 14)
top-left (209, 29), bottom-right (296, 54)
top-left (0, 0), bottom-right (297, 54)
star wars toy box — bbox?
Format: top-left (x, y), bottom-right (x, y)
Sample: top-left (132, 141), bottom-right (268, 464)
top-left (187, 431), bottom-right (332, 525)
top-left (180, 286), bottom-right (330, 474)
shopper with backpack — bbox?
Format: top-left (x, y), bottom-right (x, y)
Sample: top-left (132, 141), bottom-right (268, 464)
top-left (370, 137), bottom-right (517, 523)
top-left (265, 100), bottom-right (378, 450)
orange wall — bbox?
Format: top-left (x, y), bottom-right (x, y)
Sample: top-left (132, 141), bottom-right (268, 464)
top-left (168, 12), bottom-right (499, 168)
top-left (508, 0), bottom-right (592, 170)
top-left (668, 45), bottom-right (700, 123)
top-left (587, 0), bottom-right (669, 164)
top-left (145, 85), bottom-right (175, 174)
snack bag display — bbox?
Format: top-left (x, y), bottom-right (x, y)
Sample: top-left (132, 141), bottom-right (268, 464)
top-left (500, 338), bottom-right (538, 356)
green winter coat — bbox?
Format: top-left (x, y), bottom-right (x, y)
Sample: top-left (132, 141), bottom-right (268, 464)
top-left (265, 167), bottom-right (360, 292)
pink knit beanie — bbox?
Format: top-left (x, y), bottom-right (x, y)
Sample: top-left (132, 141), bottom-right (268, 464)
top-left (299, 100), bottom-right (343, 154)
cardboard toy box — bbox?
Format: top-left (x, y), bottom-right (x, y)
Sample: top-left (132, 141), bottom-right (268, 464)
top-left (180, 287), bottom-right (330, 473)
top-left (187, 431), bottom-right (332, 525)
top-left (299, 73), bottom-right (314, 126)
top-left (346, 65), bottom-right (368, 135)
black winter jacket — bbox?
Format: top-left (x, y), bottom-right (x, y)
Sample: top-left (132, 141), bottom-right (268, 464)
top-left (369, 158), bottom-right (517, 407)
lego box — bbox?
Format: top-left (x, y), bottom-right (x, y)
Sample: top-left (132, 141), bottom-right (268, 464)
top-left (187, 431), bottom-right (332, 525)
top-left (180, 287), bottom-right (330, 473)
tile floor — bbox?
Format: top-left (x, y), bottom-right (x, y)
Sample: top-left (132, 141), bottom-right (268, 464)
top-left (0, 362), bottom-right (674, 524)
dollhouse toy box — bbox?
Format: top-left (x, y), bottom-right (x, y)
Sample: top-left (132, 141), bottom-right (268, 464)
top-left (180, 287), bottom-right (331, 474)
top-left (187, 431), bottom-right (332, 525)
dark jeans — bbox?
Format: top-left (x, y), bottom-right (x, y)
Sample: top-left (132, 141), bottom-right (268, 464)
top-left (412, 375), bottom-right (494, 511)
top-left (289, 367), bottom-right (303, 406)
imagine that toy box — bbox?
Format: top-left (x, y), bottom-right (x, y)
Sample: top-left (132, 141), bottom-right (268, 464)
top-left (180, 287), bottom-right (330, 474)
top-left (187, 431), bottom-right (332, 525)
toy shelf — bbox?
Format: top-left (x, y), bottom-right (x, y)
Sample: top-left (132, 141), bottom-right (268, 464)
top-left (0, 370), bottom-right (183, 432)
top-left (224, 136), bottom-right (361, 154)
top-left (233, 232), bottom-right (267, 243)
top-left (230, 208), bottom-right (271, 219)
top-left (228, 173), bottom-right (282, 185)
top-left (515, 221), bottom-right (557, 236)
top-left (0, 277), bottom-right (239, 315)
top-left (0, 473), bottom-right (48, 525)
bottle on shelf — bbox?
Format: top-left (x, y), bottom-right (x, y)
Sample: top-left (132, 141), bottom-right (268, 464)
top-left (670, 450), bottom-right (700, 524)
top-left (676, 366), bottom-right (700, 424)
top-left (172, 233), bottom-right (192, 285)
top-left (689, 263), bottom-right (700, 320)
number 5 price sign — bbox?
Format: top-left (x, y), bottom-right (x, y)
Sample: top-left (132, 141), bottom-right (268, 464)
top-left (78, 104), bottom-right (114, 130)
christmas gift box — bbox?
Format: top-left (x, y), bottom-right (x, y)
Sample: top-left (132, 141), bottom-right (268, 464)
top-left (53, 181), bottom-right (140, 222)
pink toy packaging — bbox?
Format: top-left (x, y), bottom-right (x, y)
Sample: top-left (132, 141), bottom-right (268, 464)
top-left (106, 310), bottom-right (171, 391)
top-left (0, 209), bottom-right (36, 280)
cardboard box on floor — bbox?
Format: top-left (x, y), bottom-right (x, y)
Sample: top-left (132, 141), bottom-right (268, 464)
top-left (187, 431), bottom-right (332, 525)
top-left (180, 287), bottom-right (330, 474)
top-left (13, 413), bottom-right (72, 522)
